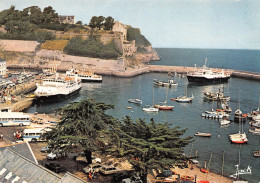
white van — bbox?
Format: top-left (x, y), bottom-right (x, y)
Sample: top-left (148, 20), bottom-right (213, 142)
top-left (23, 128), bottom-right (51, 142)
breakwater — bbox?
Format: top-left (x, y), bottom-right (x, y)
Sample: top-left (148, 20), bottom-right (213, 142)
top-left (8, 64), bottom-right (260, 80)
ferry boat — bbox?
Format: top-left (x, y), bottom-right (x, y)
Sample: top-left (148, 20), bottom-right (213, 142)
top-left (34, 74), bottom-right (82, 101)
top-left (66, 68), bottom-right (102, 82)
top-left (186, 58), bottom-right (230, 83)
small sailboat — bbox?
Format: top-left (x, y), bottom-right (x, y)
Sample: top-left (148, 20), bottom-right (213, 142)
top-left (143, 87), bottom-right (159, 112)
top-left (171, 86), bottom-right (193, 103)
top-left (155, 87), bottom-right (174, 110)
top-left (128, 86), bottom-right (142, 104)
top-left (194, 132), bottom-right (212, 137)
top-left (230, 92), bottom-right (248, 144)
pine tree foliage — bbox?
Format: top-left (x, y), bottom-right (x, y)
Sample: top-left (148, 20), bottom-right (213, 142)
top-left (107, 116), bottom-right (192, 182)
top-left (44, 99), bottom-right (115, 153)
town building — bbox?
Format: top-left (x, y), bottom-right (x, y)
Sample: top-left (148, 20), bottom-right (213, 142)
top-left (0, 144), bottom-right (87, 183)
top-left (0, 59), bottom-right (6, 76)
top-left (58, 15), bottom-right (75, 24)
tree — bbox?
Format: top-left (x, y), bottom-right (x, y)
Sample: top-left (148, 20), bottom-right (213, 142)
top-left (89, 16), bottom-right (105, 29)
top-left (107, 117), bottom-right (192, 183)
top-left (103, 16), bottom-right (114, 30)
top-left (44, 99), bottom-right (115, 164)
top-left (76, 21), bottom-right (82, 25)
top-left (43, 6), bottom-right (58, 23)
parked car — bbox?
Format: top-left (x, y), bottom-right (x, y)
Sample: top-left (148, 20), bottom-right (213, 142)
top-left (122, 175), bottom-right (143, 183)
top-left (47, 152), bottom-right (62, 160)
top-left (45, 162), bottom-right (64, 173)
top-left (156, 169), bottom-right (175, 179)
top-left (100, 165), bottom-right (121, 175)
top-left (41, 145), bottom-right (53, 153)
top-left (83, 163), bottom-right (103, 174)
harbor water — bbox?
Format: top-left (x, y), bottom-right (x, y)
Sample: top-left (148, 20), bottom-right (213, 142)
top-left (25, 48), bottom-right (260, 182)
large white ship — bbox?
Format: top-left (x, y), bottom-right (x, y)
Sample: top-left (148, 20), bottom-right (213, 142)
top-left (34, 74), bottom-right (82, 101)
top-left (66, 68), bottom-right (102, 82)
top-left (186, 58), bottom-right (230, 83)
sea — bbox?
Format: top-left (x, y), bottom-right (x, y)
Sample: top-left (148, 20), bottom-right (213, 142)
top-left (25, 48), bottom-right (260, 183)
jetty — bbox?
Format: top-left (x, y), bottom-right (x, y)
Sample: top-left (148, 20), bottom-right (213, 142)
top-left (103, 65), bottom-right (260, 81)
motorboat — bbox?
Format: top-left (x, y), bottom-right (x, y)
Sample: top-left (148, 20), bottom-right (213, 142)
top-left (247, 108), bottom-right (259, 119)
top-left (234, 109), bottom-right (247, 123)
top-left (153, 79), bottom-right (178, 87)
top-left (66, 68), bottom-right (102, 82)
top-left (172, 95), bottom-right (193, 103)
top-left (202, 110), bottom-right (229, 119)
top-left (249, 128), bottom-right (260, 135)
top-left (249, 121), bottom-right (260, 128)
top-left (34, 74), bottom-right (82, 101)
top-left (253, 150), bottom-right (260, 157)
top-left (186, 58), bottom-right (230, 83)
top-left (221, 102), bottom-right (232, 113)
top-left (194, 132), bottom-right (211, 137)
top-left (252, 114), bottom-right (260, 121)
top-left (220, 119), bottom-right (230, 125)
top-left (128, 99), bottom-right (142, 104)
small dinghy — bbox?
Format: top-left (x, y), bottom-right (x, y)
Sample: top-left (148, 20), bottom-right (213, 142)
top-left (220, 119), bottom-right (230, 125)
top-left (194, 132), bottom-right (211, 137)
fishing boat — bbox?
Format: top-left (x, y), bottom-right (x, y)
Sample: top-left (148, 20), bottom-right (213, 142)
top-left (203, 90), bottom-right (230, 102)
top-left (128, 99), bottom-right (142, 104)
top-left (249, 120), bottom-right (260, 128)
top-left (66, 68), bottom-right (102, 82)
top-left (153, 79), bottom-right (178, 87)
top-left (194, 132), bottom-right (211, 137)
top-left (34, 74), bottom-right (82, 101)
top-left (253, 150), bottom-right (260, 157)
top-left (186, 58), bottom-right (230, 83)
top-left (234, 109), bottom-right (247, 123)
top-left (143, 87), bottom-right (159, 112)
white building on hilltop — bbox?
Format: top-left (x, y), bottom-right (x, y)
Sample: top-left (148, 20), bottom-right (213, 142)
top-left (0, 59), bottom-right (6, 76)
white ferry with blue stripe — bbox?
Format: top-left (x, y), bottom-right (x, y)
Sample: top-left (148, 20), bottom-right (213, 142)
top-left (0, 112), bottom-right (31, 127)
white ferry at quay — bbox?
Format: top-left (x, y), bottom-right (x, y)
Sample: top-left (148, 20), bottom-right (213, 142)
top-left (34, 74), bottom-right (82, 101)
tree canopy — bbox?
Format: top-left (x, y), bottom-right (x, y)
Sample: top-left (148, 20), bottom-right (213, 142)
top-left (127, 27), bottom-right (151, 47)
top-left (106, 116), bottom-right (192, 182)
top-left (44, 99), bottom-right (115, 163)
top-left (89, 15), bottom-right (114, 30)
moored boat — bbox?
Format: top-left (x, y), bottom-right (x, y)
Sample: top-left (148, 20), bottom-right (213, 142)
top-left (186, 58), bottom-right (230, 83)
top-left (203, 90), bottom-right (230, 102)
top-left (220, 119), bottom-right (230, 125)
top-left (153, 79), bottom-right (178, 87)
top-left (234, 109), bottom-right (247, 123)
top-left (249, 120), bottom-right (260, 128)
top-left (34, 74), bottom-right (82, 101)
top-left (229, 132), bottom-right (248, 144)
top-left (253, 150), bottom-right (260, 157)
top-left (249, 128), bottom-right (260, 135)
top-left (194, 132), bottom-right (211, 137)
top-left (143, 106), bottom-right (159, 112)
top-left (66, 68), bottom-right (102, 82)
top-left (128, 99), bottom-right (142, 104)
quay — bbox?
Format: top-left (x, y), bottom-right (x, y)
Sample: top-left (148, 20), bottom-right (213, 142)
top-left (106, 65), bottom-right (260, 81)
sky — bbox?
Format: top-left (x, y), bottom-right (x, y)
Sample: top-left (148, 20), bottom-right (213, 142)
top-left (0, 0), bottom-right (260, 49)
